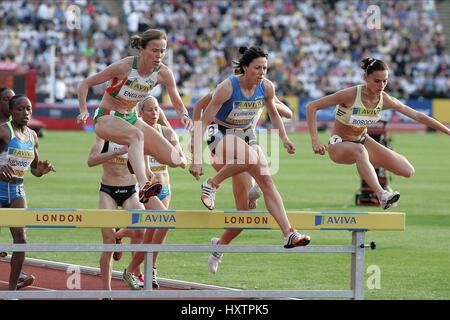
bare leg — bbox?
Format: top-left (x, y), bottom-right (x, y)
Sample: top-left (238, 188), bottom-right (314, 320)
top-left (126, 196), bottom-right (167, 273)
top-left (8, 198), bottom-right (28, 291)
top-left (99, 228), bottom-right (115, 291)
top-left (95, 116), bottom-right (148, 187)
top-left (9, 228), bottom-right (26, 290)
top-left (328, 142), bottom-right (385, 198)
top-left (209, 136), bottom-right (259, 186)
top-left (216, 171), bottom-right (252, 244)
top-left (364, 136), bottom-right (415, 177)
top-left (135, 118), bottom-right (186, 168)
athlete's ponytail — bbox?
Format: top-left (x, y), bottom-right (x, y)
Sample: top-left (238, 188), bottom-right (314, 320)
top-left (130, 29), bottom-right (167, 50)
top-left (130, 35), bottom-right (142, 50)
top-left (360, 57), bottom-right (388, 75)
top-left (233, 46), bottom-right (268, 75)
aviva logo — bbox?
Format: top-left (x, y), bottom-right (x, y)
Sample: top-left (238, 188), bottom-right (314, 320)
top-left (131, 213), bottom-right (176, 224)
top-left (315, 215), bottom-right (357, 226)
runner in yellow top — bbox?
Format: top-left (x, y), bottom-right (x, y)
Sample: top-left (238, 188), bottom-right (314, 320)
top-left (122, 95), bottom-right (186, 289)
top-left (306, 57), bottom-right (450, 209)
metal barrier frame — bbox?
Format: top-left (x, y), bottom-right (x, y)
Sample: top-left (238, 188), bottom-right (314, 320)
top-left (1, 209), bottom-right (405, 300)
top-left (0, 230), bottom-right (367, 300)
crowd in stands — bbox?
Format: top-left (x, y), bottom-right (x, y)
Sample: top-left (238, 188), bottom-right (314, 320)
top-left (0, 0), bottom-right (449, 103)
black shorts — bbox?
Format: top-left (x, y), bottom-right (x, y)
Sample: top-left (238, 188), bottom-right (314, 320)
top-left (206, 123), bottom-right (257, 155)
top-left (99, 184), bottom-right (136, 207)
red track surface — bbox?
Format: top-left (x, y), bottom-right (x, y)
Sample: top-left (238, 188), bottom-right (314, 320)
top-left (0, 260), bottom-right (176, 294)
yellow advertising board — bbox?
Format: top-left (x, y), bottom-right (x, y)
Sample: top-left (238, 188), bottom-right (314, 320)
top-left (0, 209), bottom-right (405, 231)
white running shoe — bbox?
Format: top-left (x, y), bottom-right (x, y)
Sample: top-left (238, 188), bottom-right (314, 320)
top-left (135, 274), bottom-right (144, 288)
top-left (379, 190), bottom-right (400, 210)
top-left (248, 185), bottom-right (261, 210)
top-left (201, 179), bottom-right (217, 210)
top-left (208, 237), bottom-right (223, 274)
top-left (283, 228), bottom-right (311, 248)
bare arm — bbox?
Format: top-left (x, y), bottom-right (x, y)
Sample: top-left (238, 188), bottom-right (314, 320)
top-left (30, 131), bottom-right (55, 177)
top-left (77, 58), bottom-right (132, 124)
top-left (384, 94), bottom-right (450, 135)
top-left (306, 88), bottom-right (354, 155)
top-left (163, 126), bottom-right (186, 160)
top-left (158, 65), bottom-right (192, 130)
top-left (265, 80), bottom-right (295, 154)
top-left (192, 93), bottom-right (213, 121)
top-left (189, 82), bottom-right (230, 180)
top-left (193, 80), bottom-right (231, 164)
top-left (157, 106), bottom-right (172, 128)
top-left (87, 137), bottom-right (128, 167)
top-left (274, 96), bottom-right (293, 119)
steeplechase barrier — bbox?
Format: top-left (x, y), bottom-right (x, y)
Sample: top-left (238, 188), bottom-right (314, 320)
top-left (0, 208), bottom-right (405, 300)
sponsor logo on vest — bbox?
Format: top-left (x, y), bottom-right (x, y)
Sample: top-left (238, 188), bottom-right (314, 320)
top-left (9, 148), bottom-right (34, 158)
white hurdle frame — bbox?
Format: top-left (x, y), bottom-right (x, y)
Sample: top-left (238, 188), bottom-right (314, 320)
top-left (0, 209), bottom-right (405, 300)
top-left (0, 233), bottom-right (367, 300)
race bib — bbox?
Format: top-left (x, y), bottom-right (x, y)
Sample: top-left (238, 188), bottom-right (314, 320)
top-left (205, 124), bottom-right (219, 140)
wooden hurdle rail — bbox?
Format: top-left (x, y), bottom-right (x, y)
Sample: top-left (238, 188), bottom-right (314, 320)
top-left (0, 208), bottom-right (405, 300)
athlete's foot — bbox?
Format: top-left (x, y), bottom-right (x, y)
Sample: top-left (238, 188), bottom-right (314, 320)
top-left (248, 185), bottom-right (261, 210)
top-left (379, 190), bottom-right (400, 209)
top-left (139, 180), bottom-right (163, 203)
top-left (201, 179), bottom-right (218, 210)
top-left (283, 228), bottom-right (311, 248)
top-left (208, 237), bottom-right (223, 274)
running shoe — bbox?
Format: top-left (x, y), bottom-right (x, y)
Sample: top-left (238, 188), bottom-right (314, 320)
top-left (201, 179), bottom-right (217, 210)
top-left (248, 185), bottom-right (261, 210)
top-left (379, 190), bottom-right (400, 210)
top-left (17, 272), bottom-right (35, 290)
top-left (135, 273), bottom-right (144, 288)
top-left (122, 269), bottom-right (141, 290)
top-left (152, 268), bottom-right (159, 289)
top-left (208, 237), bottom-right (223, 274)
top-left (139, 180), bottom-right (163, 203)
top-left (283, 228), bottom-right (311, 248)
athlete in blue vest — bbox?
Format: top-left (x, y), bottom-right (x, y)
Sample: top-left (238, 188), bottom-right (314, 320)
top-left (0, 95), bottom-right (55, 291)
top-left (189, 46), bottom-right (310, 249)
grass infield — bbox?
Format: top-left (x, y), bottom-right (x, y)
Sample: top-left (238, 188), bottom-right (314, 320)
top-left (0, 130), bottom-right (449, 299)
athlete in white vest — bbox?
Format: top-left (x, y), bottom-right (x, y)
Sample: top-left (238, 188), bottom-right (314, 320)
top-left (77, 29), bottom-right (190, 204)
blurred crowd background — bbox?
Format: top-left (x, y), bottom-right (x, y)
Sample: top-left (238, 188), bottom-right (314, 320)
top-left (1, 0), bottom-right (449, 104)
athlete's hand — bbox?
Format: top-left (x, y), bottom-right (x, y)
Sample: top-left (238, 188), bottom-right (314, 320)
top-left (312, 140), bottom-right (327, 155)
top-left (181, 114), bottom-right (193, 132)
top-left (189, 163), bottom-right (203, 181)
top-left (35, 160), bottom-right (56, 176)
top-left (282, 139), bottom-right (296, 154)
top-left (0, 164), bottom-right (15, 181)
top-left (77, 112), bottom-right (90, 125)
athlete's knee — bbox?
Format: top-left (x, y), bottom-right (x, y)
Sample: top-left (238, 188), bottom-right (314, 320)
top-left (354, 144), bottom-right (368, 159)
top-left (401, 165), bottom-right (415, 178)
top-left (257, 174), bottom-right (274, 192)
top-left (132, 229), bottom-right (145, 240)
top-left (167, 151), bottom-right (185, 168)
top-left (128, 127), bottom-right (144, 144)
top-left (103, 235), bottom-right (116, 244)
